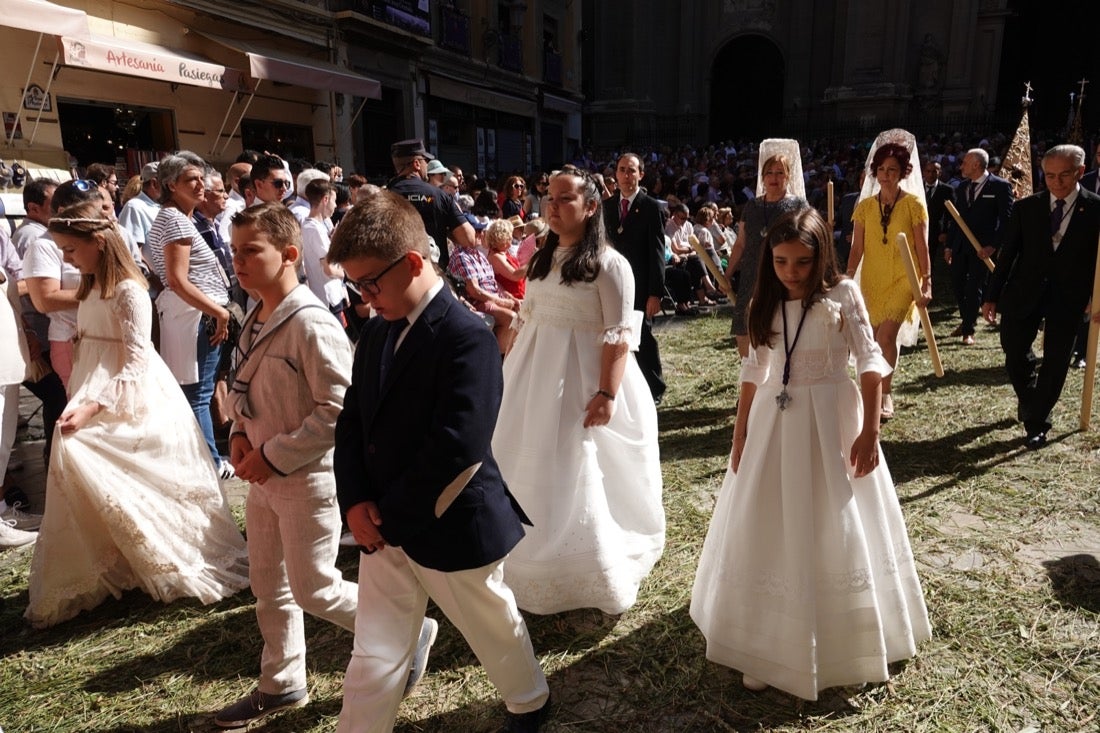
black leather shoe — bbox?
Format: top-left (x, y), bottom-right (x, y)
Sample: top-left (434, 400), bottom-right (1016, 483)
top-left (1024, 431), bottom-right (1047, 450)
top-left (501, 695), bottom-right (551, 733)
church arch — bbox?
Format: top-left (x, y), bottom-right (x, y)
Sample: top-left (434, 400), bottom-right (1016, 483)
top-left (709, 35), bottom-right (785, 142)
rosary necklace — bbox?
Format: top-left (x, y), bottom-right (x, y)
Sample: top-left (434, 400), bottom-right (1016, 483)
top-left (776, 300), bottom-right (810, 410)
top-left (877, 190), bottom-right (902, 244)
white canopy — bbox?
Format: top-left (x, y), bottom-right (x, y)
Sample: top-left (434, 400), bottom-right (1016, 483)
top-left (3, 0), bottom-right (90, 38)
top-left (57, 33), bottom-right (245, 91)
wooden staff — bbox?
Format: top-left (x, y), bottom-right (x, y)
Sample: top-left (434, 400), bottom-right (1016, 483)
top-left (827, 180), bottom-right (834, 233)
top-left (897, 232), bottom-right (945, 377)
top-left (688, 234), bottom-right (735, 301)
top-left (945, 200), bottom-right (996, 273)
top-left (1079, 232), bottom-right (1100, 429)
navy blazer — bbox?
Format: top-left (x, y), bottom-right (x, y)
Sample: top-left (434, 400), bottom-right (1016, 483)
top-left (924, 180), bottom-right (956, 243)
top-left (986, 188), bottom-right (1100, 319)
top-left (603, 192), bottom-right (666, 310)
top-left (946, 174), bottom-right (1013, 254)
top-left (334, 285), bottom-right (528, 572)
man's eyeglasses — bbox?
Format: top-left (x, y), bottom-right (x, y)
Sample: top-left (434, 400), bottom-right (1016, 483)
top-left (268, 178), bottom-right (292, 190)
top-left (345, 255), bottom-right (406, 296)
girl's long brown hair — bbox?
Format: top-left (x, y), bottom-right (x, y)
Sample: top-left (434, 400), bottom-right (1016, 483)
top-left (48, 202), bottom-right (147, 300)
top-left (746, 207), bottom-right (841, 348)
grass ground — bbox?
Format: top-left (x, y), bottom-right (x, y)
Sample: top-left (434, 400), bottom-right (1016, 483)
top-left (2, 280), bottom-right (1098, 732)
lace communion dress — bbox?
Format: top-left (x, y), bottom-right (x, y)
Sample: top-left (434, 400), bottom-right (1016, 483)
top-left (493, 247), bottom-right (665, 615)
top-left (25, 279), bottom-right (249, 629)
top-left (690, 279), bottom-right (931, 699)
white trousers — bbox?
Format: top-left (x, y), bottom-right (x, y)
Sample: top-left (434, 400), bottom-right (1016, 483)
top-left (336, 547), bottom-right (548, 733)
top-left (245, 478), bottom-right (358, 693)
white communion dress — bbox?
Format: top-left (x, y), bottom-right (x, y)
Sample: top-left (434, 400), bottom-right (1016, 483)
top-left (25, 279), bottom-right (249, 629)
top-left (690, 279), bottom-right (931, 699)
top-left (493, 247), bottom-right (665, 615)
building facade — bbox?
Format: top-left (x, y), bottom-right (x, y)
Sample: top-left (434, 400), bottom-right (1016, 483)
top-left (579, 0), bottom-right (1096, 152)
top-left (1, 0), bottom-right (584, 204)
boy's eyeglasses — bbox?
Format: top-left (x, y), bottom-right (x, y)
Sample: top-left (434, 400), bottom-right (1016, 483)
top-left (345, 255), bottom-right (406, 296)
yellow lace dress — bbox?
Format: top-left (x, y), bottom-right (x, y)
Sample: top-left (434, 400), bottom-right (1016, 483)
top-left (852, 193), bottom-right (928, 326)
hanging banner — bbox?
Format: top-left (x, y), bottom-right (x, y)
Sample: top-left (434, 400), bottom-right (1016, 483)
top-left (58, 34), bottom-right (246, 91)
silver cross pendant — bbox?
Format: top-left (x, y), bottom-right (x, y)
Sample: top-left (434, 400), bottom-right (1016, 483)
top-left (775, 388), bottom-right (792, 411)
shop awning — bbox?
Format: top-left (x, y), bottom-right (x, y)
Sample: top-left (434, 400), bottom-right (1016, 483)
top-left (3, 0), bottom-right (91, 146)
top-left (3, 0), bottom-right (90, 38)
top-left (56, 34), bottom-right (246, 91)
top-left (196, 32), bottom-right (382, 99)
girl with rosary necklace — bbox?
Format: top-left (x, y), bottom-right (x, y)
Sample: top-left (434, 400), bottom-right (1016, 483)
top-left (690, 207), bottom-right (930, 700)
top-left (845, 130), bottom-right (932, 419)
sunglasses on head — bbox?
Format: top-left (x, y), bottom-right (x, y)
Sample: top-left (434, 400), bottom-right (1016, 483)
top-left (72, 179), bottom-right (97, 192)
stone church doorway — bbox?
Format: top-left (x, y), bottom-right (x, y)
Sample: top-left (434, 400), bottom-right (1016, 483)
top-left (709, 35), bottom-right (784, 143)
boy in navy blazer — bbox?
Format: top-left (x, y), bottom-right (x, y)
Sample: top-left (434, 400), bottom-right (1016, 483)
top-left (329, 192), bottom-right (549, 732)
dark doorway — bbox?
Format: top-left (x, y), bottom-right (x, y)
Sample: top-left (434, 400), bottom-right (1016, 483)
top-left (58, 99), bottom-right (174, 176)
top-left (710, 35), bottom-right (784, 142)
top-left (360, 87), bottom-right (404, 180)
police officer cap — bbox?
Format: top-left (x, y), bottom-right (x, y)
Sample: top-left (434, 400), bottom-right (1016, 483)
top-left (390, 139), bottom-right (435, 160)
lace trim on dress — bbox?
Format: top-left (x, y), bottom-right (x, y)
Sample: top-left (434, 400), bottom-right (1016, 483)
top-left (81, 282), bottom-right (154, 419)
top-left (602, 324), bottom-right (635, 345)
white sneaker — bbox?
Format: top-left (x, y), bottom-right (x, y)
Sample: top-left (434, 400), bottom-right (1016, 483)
top-left (0, 520), bottom-right (38, 548)
top-left (1, 502), bottom-right (42, 531)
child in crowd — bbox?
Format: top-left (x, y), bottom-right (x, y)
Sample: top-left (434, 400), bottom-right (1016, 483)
top-left (212, 202), bottom-right (359, 728)
top-left (213, 203), bottom-right (436, 728)
top-left (300, 178), bottom-right (349, 326)
top-left (691, 207), bottom-right (930, 698)
top-left (492, 168), bottom-right (664, 615)
top-left (446, 214), bottom-right (519, 354)
top-left (485, 218), bottom-right (526, 300)
top-left (25, 202), bottom-right (248, 628)
top-left (329, 191), bottom-right (550, 733)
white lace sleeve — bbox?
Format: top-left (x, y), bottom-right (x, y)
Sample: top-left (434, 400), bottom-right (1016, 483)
top-left (835, 280), bottom-right (892, 377)
top-left (740, 340), bottom-right (771, 385)
top-left (89, 281), bottom-right (152, 418)
top-left (595, 249), bottom-right (638, 346)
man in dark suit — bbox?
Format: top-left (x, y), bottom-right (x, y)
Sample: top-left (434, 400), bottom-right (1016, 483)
top-left (603, 152), bottom-right (667, 402)
top-left (946, 148), bottom-right (1013, 344)
top-left (329, 192), bottom-right (550, 732)
top-left (922, 160), bottom-right (955, 260)
top-left (1079, 146), bottom-right (1100, 195)
top-left (982, 144), bottom-right (1100, 449)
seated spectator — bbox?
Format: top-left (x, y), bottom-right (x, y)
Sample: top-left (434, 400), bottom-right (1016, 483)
top-left (485, 219), bottom-right (526, 300)
top-left (665, 203), bottom-right (720, 306)
top-left (693, 207), bottom-right (725, 280)
top-left (447, 215), bottom-right (519, 354)
top-left (663, 234), bottom-right (697, 316)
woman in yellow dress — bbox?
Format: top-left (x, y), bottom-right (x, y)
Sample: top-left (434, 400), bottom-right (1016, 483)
top-left (846, 130), bottom-right (931, 418)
